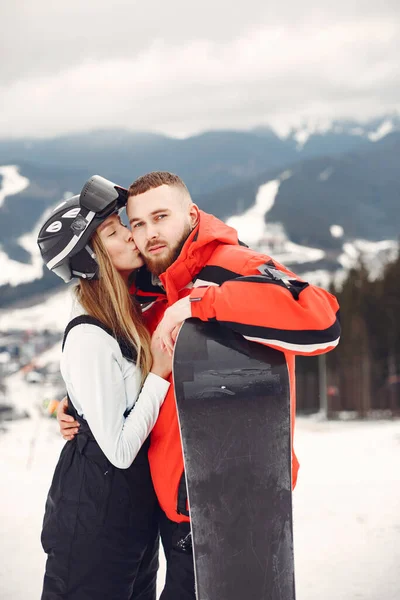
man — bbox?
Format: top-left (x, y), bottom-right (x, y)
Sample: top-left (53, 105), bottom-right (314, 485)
top-left (60, 171), bottom-right (340, 599)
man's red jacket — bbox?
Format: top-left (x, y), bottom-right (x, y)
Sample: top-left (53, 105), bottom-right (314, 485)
top-left (132, 211), bottom-right (341, 523)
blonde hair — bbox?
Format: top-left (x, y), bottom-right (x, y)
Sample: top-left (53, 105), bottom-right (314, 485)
top-left (75, 232), bottom-right (152, 382)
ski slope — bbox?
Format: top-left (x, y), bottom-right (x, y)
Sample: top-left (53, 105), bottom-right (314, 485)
top-left (1, 366), bottom-right (399, 599)
top-left (0, 165), bottom-right (29, 208)
top-left (225, 175), bottom-right (326, 267)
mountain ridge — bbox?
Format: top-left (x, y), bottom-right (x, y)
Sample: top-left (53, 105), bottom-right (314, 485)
top-left (0, 115), bottom-right (399, 309)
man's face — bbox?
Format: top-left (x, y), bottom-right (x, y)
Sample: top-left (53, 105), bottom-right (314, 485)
top-left (127, 185), bottom-right (198, 276)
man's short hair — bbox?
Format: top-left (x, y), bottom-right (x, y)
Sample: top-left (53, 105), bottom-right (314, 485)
top-left (128, 171), bottom-right (190, 198)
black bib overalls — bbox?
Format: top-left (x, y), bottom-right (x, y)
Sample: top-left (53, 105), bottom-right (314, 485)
top-left (41, 316), bottom-right (160, 600)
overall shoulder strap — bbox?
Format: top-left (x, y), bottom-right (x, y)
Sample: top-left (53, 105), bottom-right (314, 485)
top-left (62, 315), bottom-right (137, 361)
top-left (62, 315), bottom-right (113, 351)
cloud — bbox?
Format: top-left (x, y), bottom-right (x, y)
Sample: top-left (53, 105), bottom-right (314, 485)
top-left (1, 2), bottom-right (399, 137)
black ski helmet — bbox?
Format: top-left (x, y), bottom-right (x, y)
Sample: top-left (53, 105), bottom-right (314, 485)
top-left (37, 175), bottom-right (128, 282)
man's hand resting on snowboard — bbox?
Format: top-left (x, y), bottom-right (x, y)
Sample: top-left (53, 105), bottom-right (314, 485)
top-left (156, 296), bottom-right (192, 355)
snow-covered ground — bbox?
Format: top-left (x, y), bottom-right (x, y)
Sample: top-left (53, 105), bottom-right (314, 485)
top-left (0, 166), bottom-right (74, 288)
top-left (0, 208), bottom-right (58, 288)
top-left (339, 239), bottom-right (399, 279)
top-left (282, 116), bottom-right (398, 149)
top-left (226, 175), bottom-right (326, 268)
top-left (226, 179), bottom-right (282, 244)
top-left (1, 366), bottom-right (399, 599)
top-left (0, 165), bottom-right (45, 287)
top-left (0, 165), bottom-right (29, 209)
top-left (0, 288), bottom-right (74, 333)
top-left (368, 119), bottom-right (394, 142)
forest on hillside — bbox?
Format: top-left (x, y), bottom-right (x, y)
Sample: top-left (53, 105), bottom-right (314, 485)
top-left (296, 253), bottom-right (400, 417)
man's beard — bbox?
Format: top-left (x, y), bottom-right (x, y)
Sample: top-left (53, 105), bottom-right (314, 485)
top-left (143, 224), bottom-right (192, 276)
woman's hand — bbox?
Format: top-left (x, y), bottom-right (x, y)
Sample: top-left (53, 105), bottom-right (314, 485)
top-left (156, 296), bottom-right (192, 355)
top-left (150, 330), bottom-right (173, 380)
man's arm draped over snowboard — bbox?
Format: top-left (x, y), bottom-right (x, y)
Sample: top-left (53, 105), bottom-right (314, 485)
top-left (157, 245), bottom-right (340, 357)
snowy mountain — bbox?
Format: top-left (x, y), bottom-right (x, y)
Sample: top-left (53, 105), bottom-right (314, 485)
top-left (0, 114), bottom-right (399, 320)
top-left (1, 114), bottom-right (399, 193)
top-left (223, 170), bottom-right (398, 291)
top-left (0, 166), bottom-right (47, 287)
top-left (197, 129), bottom-right (400, 286)
top-left (282, 114), bottom-right (400, 153)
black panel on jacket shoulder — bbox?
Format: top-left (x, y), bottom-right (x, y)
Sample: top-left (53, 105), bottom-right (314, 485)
top-left (194, 265), bottom-right (241, 285)
top-left (255, 263), bottom-right (309, 300)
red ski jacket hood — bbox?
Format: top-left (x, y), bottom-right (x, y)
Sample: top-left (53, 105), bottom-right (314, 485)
top-left (157, 210), bottom-right (241, 304)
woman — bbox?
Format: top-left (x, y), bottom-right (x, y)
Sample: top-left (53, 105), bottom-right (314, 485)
top-left (37, 177), bottom-right (171, 600)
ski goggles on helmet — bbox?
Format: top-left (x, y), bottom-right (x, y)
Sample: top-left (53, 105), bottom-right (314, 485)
top-left (67, 175), bottom-right (128, 239)
top-left (80, 175), bottom-right (128, 217)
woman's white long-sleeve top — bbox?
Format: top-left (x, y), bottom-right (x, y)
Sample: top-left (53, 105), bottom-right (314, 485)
top-left (60, 323), bottom-right (170, 469)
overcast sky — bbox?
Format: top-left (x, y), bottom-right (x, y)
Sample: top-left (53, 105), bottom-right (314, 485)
top-left (1, 1), bottom-right (399, 138)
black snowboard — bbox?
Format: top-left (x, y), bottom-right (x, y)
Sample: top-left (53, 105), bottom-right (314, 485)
top-left (173, 318), bottom-right (295, 600)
